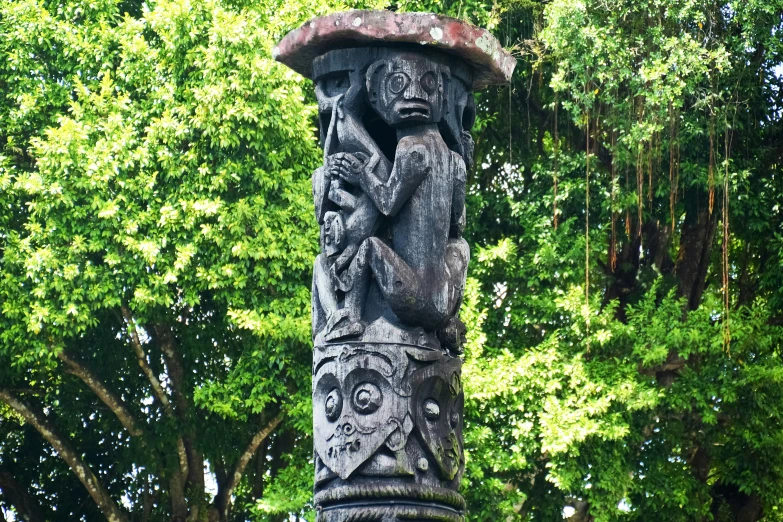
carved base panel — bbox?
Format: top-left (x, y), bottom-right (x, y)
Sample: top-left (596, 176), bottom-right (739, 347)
top-left (313, 342), bottom-right (464, 522)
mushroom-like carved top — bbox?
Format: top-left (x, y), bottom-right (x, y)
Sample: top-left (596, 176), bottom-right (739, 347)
top-left (273, 10), bottom-right (515, 90)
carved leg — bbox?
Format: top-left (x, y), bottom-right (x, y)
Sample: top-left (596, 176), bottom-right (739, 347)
top-left (438, 239), bottom-right (470, 353)
top-left (362, 237), bottom-right (429, 324)
top-left (342, 237), bottom-right (453, 329)
top-left (323, 240), bottom-right (372, 342)
top-left (314, 254), bottom-right (342, 339)
top-left (444, 238), bottom-right (470, 315)
top-left (329, 243), bottom-right (359, 292)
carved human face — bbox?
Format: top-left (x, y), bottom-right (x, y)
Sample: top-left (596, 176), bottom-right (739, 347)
top-left (412, 359), bottom-right (464, 481)
top-left (366, 55), bottom-right (448, 126)
top-left (322, 211), bottom-right (344, 257)
top-left (313, 347), bottom-right (409, 480)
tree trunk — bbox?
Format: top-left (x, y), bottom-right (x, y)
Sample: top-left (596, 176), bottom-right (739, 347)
top-left (154, 323), bottom-right (206, 507)
top-left (711, 484), bottom-right (764, 522)
top-left (602, 227), bottom-right (642, 323)
top-left (0, 390), bottom-right (129, 522)
top-left (0, 471), bottom-right (46, 522)
top-left (674, 191), bottom-right (719, 311)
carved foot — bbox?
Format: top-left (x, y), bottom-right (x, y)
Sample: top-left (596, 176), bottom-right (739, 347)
top-left (327, 152), bottom-right (364, 186)
top-left (437, 317), bottom-right (466, 354)
top-left (325, 308), bottom-right (349, 334)
top-left (323, 321), bottom-right (366, 342)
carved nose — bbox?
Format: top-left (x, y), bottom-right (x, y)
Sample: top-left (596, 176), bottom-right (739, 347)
top-left (404, 81), bottom-right (427, 100)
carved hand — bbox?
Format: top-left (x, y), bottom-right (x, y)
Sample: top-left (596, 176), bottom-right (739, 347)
top-left (327, 152), bottom-right (364, 186)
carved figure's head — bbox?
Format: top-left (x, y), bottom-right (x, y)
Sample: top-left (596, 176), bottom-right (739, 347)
top-left (440, 76), bottom-right (476, 170)
top-left (366, 54), bottom-right (449, 126)
top-left (313, 346), bottom-right (410, 480)
top-left (412, 359), bottom-right (464, 481)
top-left (322, 211), bottom-right (344, 257)
top-left (457, 89), bottom-right (476, 170)
top-left (314, 71), bottom-right (350, 150)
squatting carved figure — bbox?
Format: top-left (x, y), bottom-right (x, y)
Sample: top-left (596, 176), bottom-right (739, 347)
top-left (326, 54), bottom-right (470, 350)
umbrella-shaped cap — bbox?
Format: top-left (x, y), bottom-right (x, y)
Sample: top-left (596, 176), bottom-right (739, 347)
top-left (273, 10), bottom-right (515, 90)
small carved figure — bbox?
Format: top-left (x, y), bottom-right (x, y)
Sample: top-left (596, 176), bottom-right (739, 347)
top-left (311, 71), bottom-right (390, 342)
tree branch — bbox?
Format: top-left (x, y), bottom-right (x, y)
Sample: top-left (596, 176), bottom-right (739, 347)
top-left (121, 306), bottom-right (174, 416)
top-left (217, 414), bottom-right (284, 517)
top-left (152, 324), bottom-right (205, 502)
top-left (0, 390), bottom-right (128, 522)
top-left (153, 325), bottom-right (189, 417)
top-left (57, 351), bottom-right (144, 438)
top-left (120, 307), bottom-right (190, 511)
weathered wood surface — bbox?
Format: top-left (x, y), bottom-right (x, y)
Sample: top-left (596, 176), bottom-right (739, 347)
top-left (275, 12), bottom-right (514, 521)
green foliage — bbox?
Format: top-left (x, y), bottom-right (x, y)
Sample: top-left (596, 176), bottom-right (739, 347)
top-left (0, 0), bottom-right (361, 518)
top-left (443, 0), bottom-right (783, 519)
top-left (248, 445), bottom-right (316, 520)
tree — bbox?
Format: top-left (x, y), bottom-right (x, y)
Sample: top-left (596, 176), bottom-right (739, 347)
top-left (438, 0), bottom-right (783, 520)
top-left (0, 0), bottom-right (384, 519)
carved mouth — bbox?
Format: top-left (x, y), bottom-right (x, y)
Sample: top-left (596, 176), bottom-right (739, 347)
top-left (398, 103), bottom-right (430, 119)
top-left (325, 438), bottom-right (362, 459)
top-left (447, 447), bottom-right (460, 462)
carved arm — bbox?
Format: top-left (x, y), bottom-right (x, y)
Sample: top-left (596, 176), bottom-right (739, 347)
top-left (329, 137), bottom-right (430, 217)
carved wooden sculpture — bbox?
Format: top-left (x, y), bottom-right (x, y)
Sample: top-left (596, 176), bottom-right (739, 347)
top-left (275, 11), bottom-right (514, 521)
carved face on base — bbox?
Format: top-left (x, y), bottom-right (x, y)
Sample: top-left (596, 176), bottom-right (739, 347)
top-left (412, 358), bottom-right (464, 481)
top-left (313, 346), bottom-right (411, 480)
top-left (366, 55), bottom-right (449, 126)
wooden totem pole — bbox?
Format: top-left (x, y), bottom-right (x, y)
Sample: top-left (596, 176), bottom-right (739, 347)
top-left (275, 11), bottom-right (514, 521)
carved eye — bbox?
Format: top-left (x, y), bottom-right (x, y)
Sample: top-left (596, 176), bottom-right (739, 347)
top-left (324, 388), bottom-right (342, 422)
top-left (388, 72), bottom-right (409, 94)
top-left (424, 399), bottom-right (440, 421)
top-left (420, 71), bottom-right (437, 94)
top-left (450, 409), bottom-right (459, 429)
top-left (352, 382), bottom-right (382, 414)
top-left (321, 72), bottom-right (349, 97)
top-left (449, 371), bottom-right (461, 395)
